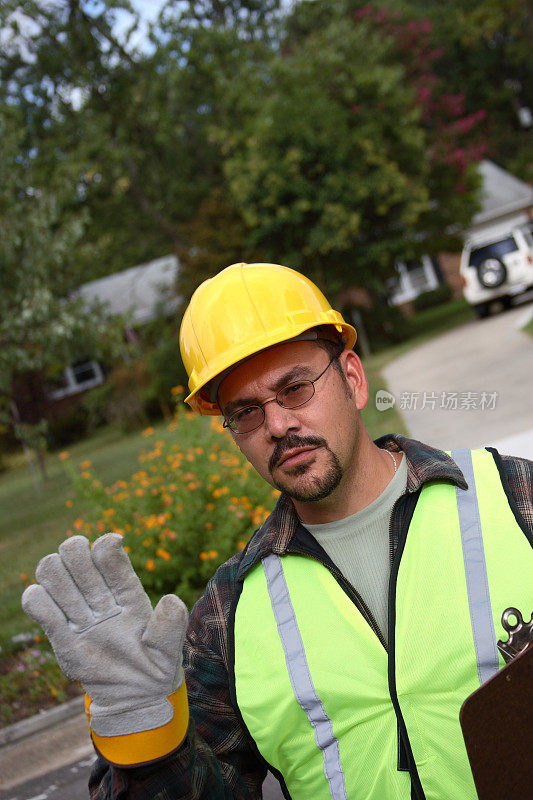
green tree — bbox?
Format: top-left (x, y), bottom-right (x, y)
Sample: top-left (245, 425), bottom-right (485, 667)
top-left (0, 0), bottom-right (281, 286)
top-left (374, 0), bottom-right (533, 179)
top-left (0, 106), bottom-right (124, 477)
top-left (224, 5), bottom-right (484, 297)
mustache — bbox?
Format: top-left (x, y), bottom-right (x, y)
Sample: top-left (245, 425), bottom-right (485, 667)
top-left (269, 433), bottom-right (328, 473)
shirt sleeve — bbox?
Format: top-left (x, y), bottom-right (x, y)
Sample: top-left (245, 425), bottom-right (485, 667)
top-left (88, 557), bottom-right (267, 800)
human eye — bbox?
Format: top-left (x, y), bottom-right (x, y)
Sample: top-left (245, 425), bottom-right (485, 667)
top-left (279, 381), bottom-right (312, 406)
top-left (230, 405), bottom-right (262, 429)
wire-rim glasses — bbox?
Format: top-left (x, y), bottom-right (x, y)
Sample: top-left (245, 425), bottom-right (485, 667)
top-left (222, 354), bottom-right (338, 434)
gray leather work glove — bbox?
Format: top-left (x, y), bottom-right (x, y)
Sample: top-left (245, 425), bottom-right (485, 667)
top-left (21, 533), bottom-right (188, 738)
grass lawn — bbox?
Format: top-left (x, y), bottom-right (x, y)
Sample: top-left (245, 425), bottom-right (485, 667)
top-left (0, 419), bottom-right (190, 650)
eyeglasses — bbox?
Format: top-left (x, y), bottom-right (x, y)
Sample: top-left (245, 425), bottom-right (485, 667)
top-left (222, 355), bottom-right (338, 434)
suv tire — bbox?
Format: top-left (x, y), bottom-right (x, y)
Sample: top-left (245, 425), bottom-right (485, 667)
top-left (476, 258), bottom-right (507, 289)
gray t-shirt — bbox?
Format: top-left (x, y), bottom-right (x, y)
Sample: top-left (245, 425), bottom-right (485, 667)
top-left (304, 453), bottom-right (407, 644)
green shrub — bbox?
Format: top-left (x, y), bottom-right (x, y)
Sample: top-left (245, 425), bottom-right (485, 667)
top-left (47, 403), bottom-right (91, 449)
top-left (346, 301), bottom-right (411, 354)
top-left (413, 283), bottom-right (452, 312)
top-left (66, 400), bottom-right (277, 609)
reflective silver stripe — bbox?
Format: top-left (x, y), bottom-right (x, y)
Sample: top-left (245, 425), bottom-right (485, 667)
top-left (262, 553), bottom-right (348, 800)
top-left (452, 448), bottom-right (499, 685)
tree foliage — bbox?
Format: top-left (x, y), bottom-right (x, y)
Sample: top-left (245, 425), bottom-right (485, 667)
top-left (375, 0), bottom-right (533, 179)
top-left (224, 3), bottom-right (485, 294)
top-left (0, 105), bottom-right (123, 455)
top-left (0, 0), bottom-right (526, 392)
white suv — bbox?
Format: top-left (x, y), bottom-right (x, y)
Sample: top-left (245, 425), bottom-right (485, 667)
top-left (460, 225), bottom-right (533, 318)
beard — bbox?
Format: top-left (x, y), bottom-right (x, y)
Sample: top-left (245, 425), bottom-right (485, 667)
top-left (268, 433), bottom-right (343, 502)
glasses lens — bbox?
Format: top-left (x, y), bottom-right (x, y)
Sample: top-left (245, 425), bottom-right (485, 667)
top-left (229, 406), bottom-right (264, 433)
top-left (278, 381), bottom-right (314, 409)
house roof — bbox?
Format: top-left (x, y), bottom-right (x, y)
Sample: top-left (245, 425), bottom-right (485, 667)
top-left (75, 254), bottom-right (180, 325)
top-left (473, 160), bottom-right (533, 225)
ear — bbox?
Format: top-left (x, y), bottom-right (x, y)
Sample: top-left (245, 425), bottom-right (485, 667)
top-left (341, 350), bottom-right (369, 410)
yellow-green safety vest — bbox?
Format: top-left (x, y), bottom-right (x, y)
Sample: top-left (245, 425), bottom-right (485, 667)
top-left (233, 448), bottom-right (533, 799)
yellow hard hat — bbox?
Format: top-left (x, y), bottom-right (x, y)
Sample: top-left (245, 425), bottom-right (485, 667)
top-left (180, 262), bottom-right (357, 414)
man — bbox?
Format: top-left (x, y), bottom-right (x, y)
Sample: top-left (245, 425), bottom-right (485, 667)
top-left (23, 263), bottom-right (533, 800)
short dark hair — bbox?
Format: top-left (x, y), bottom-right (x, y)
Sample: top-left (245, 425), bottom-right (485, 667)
top-left (315, 334), bottom-right (351, 394)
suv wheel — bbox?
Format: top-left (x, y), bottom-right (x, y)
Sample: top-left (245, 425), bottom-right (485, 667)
top-left (477, 258), bottom-right (507, 289)
top-left (473, 302), bottom-right (490, 319)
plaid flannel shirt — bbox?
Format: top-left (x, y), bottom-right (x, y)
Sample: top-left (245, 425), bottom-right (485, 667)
top-left (89, 433), bottom-right (533, 800)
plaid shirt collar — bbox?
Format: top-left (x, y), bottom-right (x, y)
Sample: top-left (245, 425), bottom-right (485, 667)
top-left (237, 433), bottom-right (468, 579)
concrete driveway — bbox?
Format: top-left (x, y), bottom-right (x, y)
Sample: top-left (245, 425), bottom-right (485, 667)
top-left (380, 300), bottom-right (533, 457)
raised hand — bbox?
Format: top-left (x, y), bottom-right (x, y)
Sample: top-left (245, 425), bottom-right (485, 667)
top-left (22, 533), bottom-right (188, 737)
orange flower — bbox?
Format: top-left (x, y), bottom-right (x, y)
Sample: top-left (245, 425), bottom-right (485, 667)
top-left (205, 522), bottom-right (214, 530)
top-left (58, 451), bottom-right (70, 461)
top-left (74, 518), bottom-right (84, 530)
top-left (81, 471), bottom-right (91, 479)
top-left (156, 548), bottom-right (171, 561)
top-left (135, 488), bottom-right (145, 497)
top-left (146, 559), bottom-right (155, 571)
top-left (20, 572), bottom-right (27, 581)
top-left (142, 427), bottom-right (155, 437)
top-left (65, 499), bottom-right (73, 508)
top-left (171, 385), bottom-right (184, 395)
top-left (200, 549), bottom-right (218, 560)
top-left (79, 460), bottom-right (92, 470)
top-left (238, 541), bottom-right (247, 550)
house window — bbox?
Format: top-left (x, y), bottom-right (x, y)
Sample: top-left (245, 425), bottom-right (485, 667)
top-left (46, 359), bottom-right (104, 400)
top-left (388, 256), bottom-right (440, 305)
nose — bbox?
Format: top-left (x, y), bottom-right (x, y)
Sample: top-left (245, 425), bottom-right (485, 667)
top-left (263, 399), bottom-right (300, 439)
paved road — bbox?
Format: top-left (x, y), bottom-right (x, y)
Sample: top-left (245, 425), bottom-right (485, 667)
top-left (0, 754), bottom-right (96, 800)
top-left (381, 300), bottom-right (533, 455)
top-left (0, 713), bottom-right (285, 800)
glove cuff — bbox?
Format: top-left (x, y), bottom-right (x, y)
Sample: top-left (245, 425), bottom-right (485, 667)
top-left (86, 680), bottom-right (189, 767)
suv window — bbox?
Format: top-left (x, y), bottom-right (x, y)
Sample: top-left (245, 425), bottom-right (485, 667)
top-left (468, 237), bottom-right (518, 267)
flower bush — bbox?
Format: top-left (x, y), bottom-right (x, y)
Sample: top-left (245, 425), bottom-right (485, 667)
top-left (66, 397), bottom-right (278, 609)
top-left (0, 636), bottom-right (80, 726)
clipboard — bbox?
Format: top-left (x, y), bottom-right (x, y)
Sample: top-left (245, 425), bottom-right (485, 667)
top-left (459, 644), bottom-right (533, 800)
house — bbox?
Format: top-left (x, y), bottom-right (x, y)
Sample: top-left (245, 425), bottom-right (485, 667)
top-left (46, 254), bottom-right (180, 402)
top-left (387, 160), bottom-right (533, 313)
